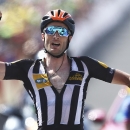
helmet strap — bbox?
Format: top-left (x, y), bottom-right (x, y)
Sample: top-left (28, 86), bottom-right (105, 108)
top-left (44, 48), bottom-right (65, 58)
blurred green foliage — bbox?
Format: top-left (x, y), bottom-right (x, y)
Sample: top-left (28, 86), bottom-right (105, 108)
top-left (0, 0), bottom-right (89, 38)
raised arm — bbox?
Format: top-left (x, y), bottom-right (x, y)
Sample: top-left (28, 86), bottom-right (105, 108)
top-left (112, 69), bottom-right (130, 87)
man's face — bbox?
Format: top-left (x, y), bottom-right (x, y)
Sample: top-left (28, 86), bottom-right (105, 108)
top-left (41, 22), bottom-right (72, 56)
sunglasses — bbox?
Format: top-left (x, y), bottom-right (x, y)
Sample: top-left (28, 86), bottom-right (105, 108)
top-left (44, 26), bottom-right (70, 37)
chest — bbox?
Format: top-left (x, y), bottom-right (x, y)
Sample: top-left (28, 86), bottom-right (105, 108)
top-left (48, 67), bottom-right (70, 93)
top-left (31, 58), bottom-right (89, 93)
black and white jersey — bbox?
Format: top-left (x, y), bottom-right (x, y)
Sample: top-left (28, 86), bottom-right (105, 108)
top-left (4, 56), bottom-right (115, 130)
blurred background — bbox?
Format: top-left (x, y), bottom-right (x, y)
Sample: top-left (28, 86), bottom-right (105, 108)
top-left (0, 0), bottom-right (130, 130)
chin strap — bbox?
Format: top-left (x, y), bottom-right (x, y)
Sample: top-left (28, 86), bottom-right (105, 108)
top-left (44, 48), bottom-right (65, 58)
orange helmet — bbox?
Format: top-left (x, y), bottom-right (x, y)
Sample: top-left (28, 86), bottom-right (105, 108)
top-left (41, 9), bottom-right (75, 36)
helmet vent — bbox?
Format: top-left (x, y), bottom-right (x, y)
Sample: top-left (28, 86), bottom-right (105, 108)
top-left (58, 10), bottom-right (61, 16)
top-left (51, 11), bottom-right (54, 16)
top-left (63, 12), bottom-right (68, 17)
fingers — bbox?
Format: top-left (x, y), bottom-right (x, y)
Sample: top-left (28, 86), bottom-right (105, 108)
top-left (0, 11), bottom-right (2, 20)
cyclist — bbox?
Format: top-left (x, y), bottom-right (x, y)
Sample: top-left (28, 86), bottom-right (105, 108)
top-left (0, 9), bottom-right (130, 130)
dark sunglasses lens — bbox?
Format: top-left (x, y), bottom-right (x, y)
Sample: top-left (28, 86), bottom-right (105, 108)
top-left (58, 27), bottom-right (68, 36)
top-left (45, 26), bottom-right (55, 35)
top-left (45, 26), bottom-right (69, 37)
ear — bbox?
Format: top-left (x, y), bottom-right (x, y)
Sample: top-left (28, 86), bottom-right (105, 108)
top-left (69, 36), bottom-right (72, 41)
top-left (41, 33), bottom-right (45, 41)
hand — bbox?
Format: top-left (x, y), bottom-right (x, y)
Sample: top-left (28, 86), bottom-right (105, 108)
top-left (0, 11), bottom-right (2, 20)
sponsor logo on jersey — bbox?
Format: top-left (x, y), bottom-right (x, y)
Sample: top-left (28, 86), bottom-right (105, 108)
top-left (69, 73), bottom-right (83, 81)
top-left (35, 78), bottom-right (47, 83)
top-left (33, 74), bottom-right (52, 89)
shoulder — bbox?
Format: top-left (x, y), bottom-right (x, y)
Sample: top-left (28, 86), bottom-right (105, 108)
top-left (5, 59), bottom-right (36, 70)
top-left (79, 56), bottom-right (96, 61)
top-left (71, 56), bottom-right (94, 60)
top-left (71, 56), bottom-right (109, 69)
top-left (11, 59), bottom-right (34, 63)
top-left (71, 56), bottom-right (98, 64)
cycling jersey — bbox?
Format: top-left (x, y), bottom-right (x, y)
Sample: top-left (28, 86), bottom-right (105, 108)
top-left (4, 56), bottom-right (115, 130)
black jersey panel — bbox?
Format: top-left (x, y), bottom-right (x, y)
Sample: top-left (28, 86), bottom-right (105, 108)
top-left (68, 85), bottom-right (80, 125)
top-left (4, 59), bottom-right (34, 80)
top-left (79, 56), bottom-right (115, 83)
top-left (33, 59), bottom-right (42, 73)
top-left (39, 88), bottom-right (48, 126)
top-left (38, 124), bottom-right (83, 130)
top-left (54, 90), bottom-right (64, 125)
top-left (73, 58), bottom-right (84, 71)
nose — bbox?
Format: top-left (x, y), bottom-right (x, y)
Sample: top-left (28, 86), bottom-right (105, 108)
top-left (53, 31), bottom-right (60, 39)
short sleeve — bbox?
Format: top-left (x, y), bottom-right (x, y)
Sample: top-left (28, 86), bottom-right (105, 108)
top-left (4, 59), bottom-right (34, 81)
top-left (80, 56), bottom-right (115, 83)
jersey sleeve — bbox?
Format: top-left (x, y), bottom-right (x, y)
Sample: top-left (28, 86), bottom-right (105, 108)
top-left (80, 56), bottom-right (115, 83)
top-left (4, 59), bottom-right (34, 81)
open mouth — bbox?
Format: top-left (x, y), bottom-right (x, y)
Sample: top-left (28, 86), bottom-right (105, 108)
top-left (52, 43), bottom-right (60, 46)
